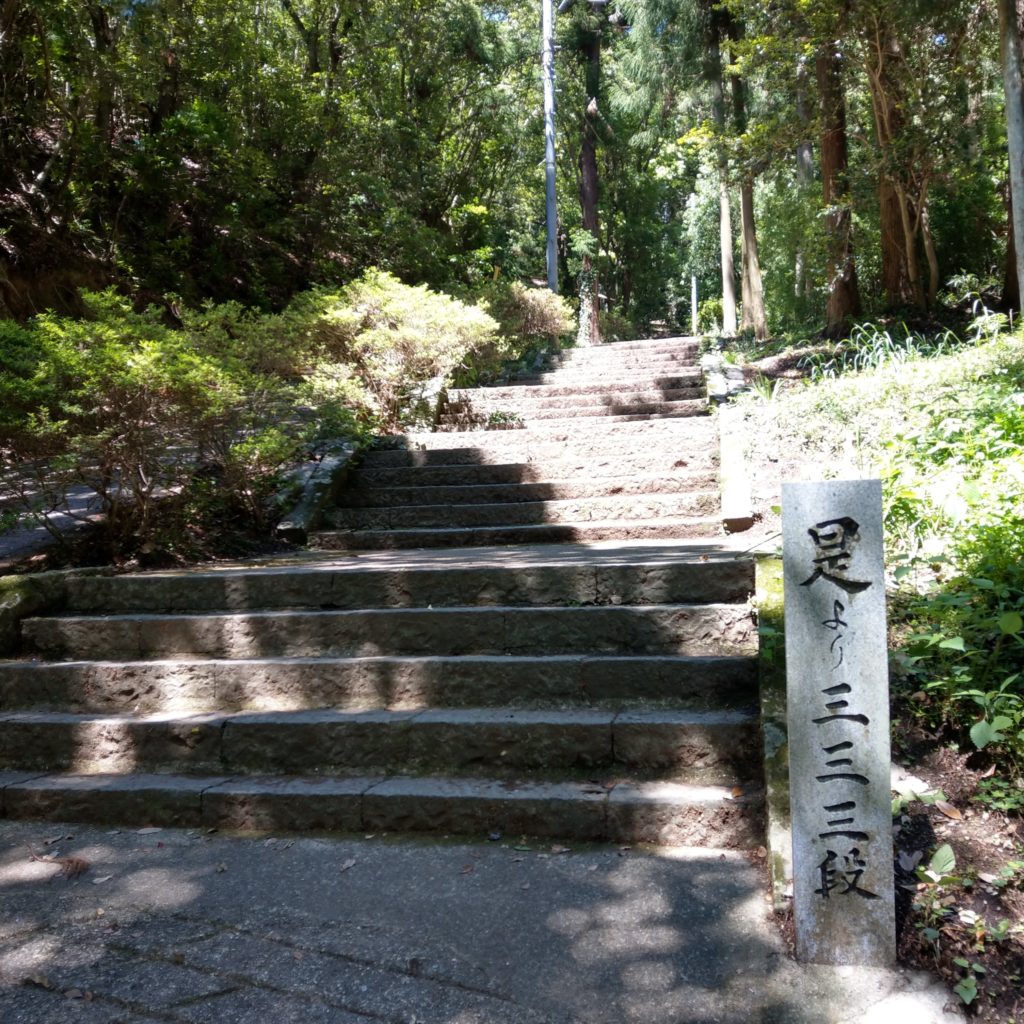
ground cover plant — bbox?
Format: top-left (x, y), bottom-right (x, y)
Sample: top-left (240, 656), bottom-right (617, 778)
top-left (734, 323), bottom-right (1024, 1021)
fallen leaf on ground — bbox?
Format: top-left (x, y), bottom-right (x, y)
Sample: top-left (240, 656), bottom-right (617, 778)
top-left (935, 800), bottom-right (963, 820)
top-left (42, 834), bottom-right (71, 847)
top-left (59, 857), bottom-right (90, 879)
top-left (215, 862), bottom-right (227, 873)
top-left (64, 988), bottom-right (84, 1000)
top-left (550, 845), bottom-right (570, 854)
top-left (460, 864), bottom-right (474, 875)
top-left (92, 875), bottom-right (112, 885)
top-left (730, 787), bottom-right (744, 798)
top-left (23, 973), bottom-right (54, 989)
top-left (339, 859), bottom-right (357, 872)
top-left (136, 827), bottom-right (162, 835)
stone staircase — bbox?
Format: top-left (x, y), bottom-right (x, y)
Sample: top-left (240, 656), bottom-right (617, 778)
top-left (0, 336), bottom-right (764, 848)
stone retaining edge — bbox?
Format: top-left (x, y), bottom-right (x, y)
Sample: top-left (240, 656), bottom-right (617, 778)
top-left (755, 555), bottom-right (792, 912)
top-left (0, 569), bottom-right (105, 658)
top-left (718, 404), bottom-right (755, 533)
top-left (276, 442), bottom-right (359, 543)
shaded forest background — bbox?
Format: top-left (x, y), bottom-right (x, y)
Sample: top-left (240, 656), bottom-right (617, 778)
top-left (2, 0), bottom-right (1021, 337)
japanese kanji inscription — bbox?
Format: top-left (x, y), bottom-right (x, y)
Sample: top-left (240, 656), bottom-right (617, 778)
top-left (782, 479), bottom-right (895, 965)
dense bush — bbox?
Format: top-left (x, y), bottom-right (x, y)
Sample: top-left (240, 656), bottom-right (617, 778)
top-left (452, 282), bottom-right (574, 387)
top-left (0, 272), bottom-right (502, 560)
top-left (885, 362), bottom-right (1024, 777)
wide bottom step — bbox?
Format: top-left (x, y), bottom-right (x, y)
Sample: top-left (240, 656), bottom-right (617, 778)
top-left (310, 518), bottom-right (724, 550)
top-left (0, 770), bottom-right (763, 847)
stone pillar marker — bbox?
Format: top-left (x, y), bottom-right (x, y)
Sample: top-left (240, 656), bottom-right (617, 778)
top-left (782, 478), bottom-right (895, 965)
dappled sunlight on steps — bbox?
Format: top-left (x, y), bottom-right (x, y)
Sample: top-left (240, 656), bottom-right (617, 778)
top-left (0, 337), bottom-right (765, 849)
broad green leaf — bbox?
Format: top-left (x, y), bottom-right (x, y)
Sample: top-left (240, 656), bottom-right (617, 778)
top-left (997, 611), bottom-right (1023, 635)
top-left (938, 636), bottom-right (966, 651)
top-left (928, 843), bottom-right (956, 876)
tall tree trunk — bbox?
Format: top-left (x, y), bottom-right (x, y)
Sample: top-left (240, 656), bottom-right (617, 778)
top-left (706, 13), bottom-right (737, 336)
top-left (87, 3), bottom-right (117, 147)
top-left (1004, 184), bottom-right (1021, 311)
top-left (738, 181), bottom-right (768, 339)
top-left (865, 23), bottom-right (924, 309)
top-left (1000, 0), bottom-right (1024, 308)
top-left (794, 57), bottom-right (815, 301)
top-left (728, 32), bottom-right (768, 340)
top-left (576, 10), bottom-right (602, 346)
top-left (816, 40), bottom-right (861, 337)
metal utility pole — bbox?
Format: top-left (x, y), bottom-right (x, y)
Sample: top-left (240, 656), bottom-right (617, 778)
top-left (542, 0), bottom-right (559, 292)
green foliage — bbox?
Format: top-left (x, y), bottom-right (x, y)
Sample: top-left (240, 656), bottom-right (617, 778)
top-left (884, 341), bottom-right (1024, 777)
top-left (800, 323), bottom-right (962, 381)
top-left (697, 297), bottom-right (725, 334)
top-left (0, 273), bottom-right (502, 559)
top-left (301, 270), bottom-right (498, 430)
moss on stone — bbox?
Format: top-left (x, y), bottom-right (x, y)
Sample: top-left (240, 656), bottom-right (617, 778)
top-left (0, 571), bottom-right (75, 656)
top-left (755, 555), bottom-right (792, 911)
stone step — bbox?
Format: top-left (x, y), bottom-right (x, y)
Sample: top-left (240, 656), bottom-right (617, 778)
top-left (552, 354), bottom-right (700, 371)
top-left (0, 653), bottom-right (757, 714)
top-left (310, 517), bottom-right (724, 550)
top-left (556, 339), bottom-right (699, 356)
top-left (513, 369), bottom-right (704, 386)
top-left (23, 603), bottom-right (755, 661)
top-left (560, 336), bottom-right (699, 354)
top-left (57, 549), bottom-right (753, 614)
top-left (436, 406), bottom-right (708, 431)
top-left (445, 387), bottom-right (704, 409)
top-left (397, 417), bottom-right (717, 450)
top-left (340, 474), bottom-right (718, 508)
top-left (355, 460), bottom-right (717, 487)
top-left (329, 492), bottom-right (719, 530)
top-left (0, 770), bottom-right (762, 846)
top-left (451, 376), bottom-right (703, 401)
top-left (438, 399), bottom-right (707, 426)
top-left (0, 707), bottom-right (759, 780)
top-left (358, 447), bottom-right (717, 474)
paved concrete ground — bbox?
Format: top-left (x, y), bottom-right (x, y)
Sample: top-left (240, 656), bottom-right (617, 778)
top-left (0, 484), bottom-right (101, 571)
top-left (0, 821), bottom-right (961, 1024)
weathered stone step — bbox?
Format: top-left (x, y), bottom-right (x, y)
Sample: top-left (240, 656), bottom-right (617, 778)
top-left (310, 517), bottom-right (724, 550)
top-left (329, 492), bottom-right (719, 530)
top-left (552, 353), bottom-right (700, 371)
top-left (56, 550), bottom-right (753, 614)
top-left (451, 376), bottom-right (703, 401)
top-left (356, 461), bottom-right (717, 488)
top-left (560, 336), bottom-right (699, 354)
top-left (445, 387), bottom-right (704, 409)
top-left (340, 474), bottom-right (717, 508)
top-left (439, 399), bottom-right (707, 426)
top-left (513, 369), bottom-right (704, 386)
top-left (437, 407), bottom-right (708, 432)
top-left (397, 417), bottom-right (717, 450)
top-left (23, 604), bottom-right (755, 660)
top-left (0, 770), bottom-right (762, 846)
top-left (0, 707), bottom-right (759, 779)
top-left (557, 339), bottom-right (699, 357)
top-left (0, 653), bottom-right (757, 714)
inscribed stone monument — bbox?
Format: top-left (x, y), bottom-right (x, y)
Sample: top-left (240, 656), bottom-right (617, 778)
top-left (782, 478), bottom-right (895, 965)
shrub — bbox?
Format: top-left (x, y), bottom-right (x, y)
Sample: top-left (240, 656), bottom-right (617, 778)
top-left (484, 282), bottom-right (574, 344)
top-left (299, 270), bottom-right (499, 430)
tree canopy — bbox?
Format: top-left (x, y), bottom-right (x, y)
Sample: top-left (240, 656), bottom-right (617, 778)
top-left (0, 0), bottom-right (1020, 337)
